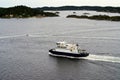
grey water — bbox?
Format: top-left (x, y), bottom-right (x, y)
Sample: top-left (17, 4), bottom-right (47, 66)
top-left (0, 11), bottom-right (120, 80)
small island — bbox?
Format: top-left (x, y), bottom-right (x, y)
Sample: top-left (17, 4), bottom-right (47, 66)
top-left (66, 15), bottom-right (120, 21)
top-left (0, 5), bottom-right (59, 18)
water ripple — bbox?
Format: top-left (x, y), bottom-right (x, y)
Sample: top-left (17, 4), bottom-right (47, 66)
top-left (84, 54), bottom-right (120, 63)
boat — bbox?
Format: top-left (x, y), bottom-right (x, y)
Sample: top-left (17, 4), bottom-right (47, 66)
top-left (49, 41), bottom-right (89, 58)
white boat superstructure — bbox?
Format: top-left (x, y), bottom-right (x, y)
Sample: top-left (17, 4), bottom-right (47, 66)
top-left (56, 41), bottom-right (79, 53)
top-left (49, 41), bottom-right (89, 58)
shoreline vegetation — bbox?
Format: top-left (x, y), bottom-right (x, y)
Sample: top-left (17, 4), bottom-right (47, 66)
top-left (66, 15), bottom-right (120, 21)
top-left (0, 5), bottom-right (58, 18)
top-left (36, 6), bottom-right (120, 13)
top-left (0, 5), bottom-right (120, 21)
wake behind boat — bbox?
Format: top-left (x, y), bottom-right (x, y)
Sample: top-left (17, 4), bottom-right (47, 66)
top-left (49, 41), bottom-right (89, 58)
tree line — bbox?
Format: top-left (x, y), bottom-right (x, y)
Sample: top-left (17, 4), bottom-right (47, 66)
top-left (0, 5), bottom-right (58, 18)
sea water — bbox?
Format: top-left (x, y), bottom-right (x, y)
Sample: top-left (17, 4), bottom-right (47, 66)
top-left (0, 11), bottom-right (120, 80)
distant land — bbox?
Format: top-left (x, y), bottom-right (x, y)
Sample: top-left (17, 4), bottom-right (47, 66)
top-left (0, 5), bottom-right (120, 20)
top-left (67, 15), bottom-right (120, 21)
top-left (36, 6), bottom-right (120, 13)
top-left (0, 5), bottom-right (58, 18)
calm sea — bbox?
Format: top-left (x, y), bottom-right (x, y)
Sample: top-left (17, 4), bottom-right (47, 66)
top-left (0, 11), bottom-right (120, 80)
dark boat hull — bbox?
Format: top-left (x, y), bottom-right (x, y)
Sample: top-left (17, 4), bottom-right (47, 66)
top-left (49, 49), bottom-right (89, 58)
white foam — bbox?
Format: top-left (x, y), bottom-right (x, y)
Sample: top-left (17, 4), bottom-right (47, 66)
top-left (0, 34), bottom-right (25, 39)
top-left (84, 54), bottom-right (120, 63)
top-left (28, 34), bottom-right (120, 40)
top-left (49, 52), bottom-right (120, 63)
top-left (57, 27), bottom-right (120, 35)
top-left (55, 36), bottom-right (120, 40)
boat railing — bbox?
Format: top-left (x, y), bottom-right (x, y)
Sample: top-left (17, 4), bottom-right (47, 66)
top-left (78, 49), bottom-right (86, 53)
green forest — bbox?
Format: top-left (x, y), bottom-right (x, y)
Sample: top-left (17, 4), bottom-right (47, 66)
top-left (0, 5), bottom-right (58, 18)
top-left (36, 6), bottom-right (120, 13)
top-left (67, 15), bottom-right (120, 21)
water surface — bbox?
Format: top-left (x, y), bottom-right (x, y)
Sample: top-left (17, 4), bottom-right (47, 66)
top-left (0, 11), bottom-right (120, 80)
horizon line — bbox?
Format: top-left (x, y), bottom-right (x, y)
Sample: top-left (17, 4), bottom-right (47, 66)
top-left (0, 5), bottom-right (120, 8)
